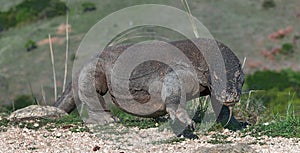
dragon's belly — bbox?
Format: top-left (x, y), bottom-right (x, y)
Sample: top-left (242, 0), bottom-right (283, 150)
top-left (107, 60), bottom-right (206, 117)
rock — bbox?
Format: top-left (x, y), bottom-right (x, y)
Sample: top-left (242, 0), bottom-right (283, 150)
top-left (8, 105), bottom-right (67, 121)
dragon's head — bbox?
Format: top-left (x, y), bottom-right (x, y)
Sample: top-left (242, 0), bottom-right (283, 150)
top-left (220, 69), bottom-right (244, 106)
top-left (213, 41), bottom-right (245, 107)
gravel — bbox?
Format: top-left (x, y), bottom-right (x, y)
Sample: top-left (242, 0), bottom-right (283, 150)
top-left (0, 124), bottom-right (299, 153)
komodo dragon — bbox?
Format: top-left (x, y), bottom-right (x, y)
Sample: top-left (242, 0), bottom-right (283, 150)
top-left (54, 38), bottom-right (246, 135)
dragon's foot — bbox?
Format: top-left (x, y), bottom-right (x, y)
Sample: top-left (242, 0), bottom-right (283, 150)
top-left (175, 108), bottom-right (195, 131)
top-left (166, 107), bottom-right (195, 130)
top-left (167, 107), bottom-right (197, 138)
top-left (85, 111), bottom-right (119, 125)
top-left (216, 105), bottom-right (249, 131)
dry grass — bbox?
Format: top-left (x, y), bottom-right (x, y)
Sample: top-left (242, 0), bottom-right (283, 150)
top-left (62, 3), bottom-right (70, 93)
top-left (181, 0), bottom-right (199, 38)
top-left (48, 34), bottom-right (57, 102)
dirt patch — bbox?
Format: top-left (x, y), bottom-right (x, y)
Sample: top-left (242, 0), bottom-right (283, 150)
top-left (37, 37), bottom-right (65, 46)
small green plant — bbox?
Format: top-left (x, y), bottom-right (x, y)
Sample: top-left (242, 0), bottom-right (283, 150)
top-left (49, 111), bottom-right (82, 125)
top-left (25, 40), bottom-right (37, 52)
top-left (207, 123), bottom-right (224, 132)
top-left (70, 53), bottom-right (76, 61)
top-left (6, 112), bottom-right (88, 132)
top-left (82, 2), bottom-right (97, 13)
top-left (236, 90), bottom-right (266, 124)
top-left (70, 126), bottom-right (90, 133)
top-left (242, 107), bottom-right (300, 138)
top-left (207, 133), bottom-right (232, 144)
top-left (262, 0), bottom-right (276, 9)
top-left (280, 43), bottom-right (294, 55)
top-left (242, 89), bottom-right (300, 118)
top-left (0, 117), bottom-right (9, 127)
top-left (191, 97), bottom-right (209, 123)
top-left (8, 95), bottom-right (35, 111)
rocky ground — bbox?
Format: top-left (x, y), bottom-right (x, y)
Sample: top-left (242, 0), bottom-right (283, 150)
top-left (0, 123), bottom-right (299, 153)
top-left (0, 105), bottom-right (299, 153)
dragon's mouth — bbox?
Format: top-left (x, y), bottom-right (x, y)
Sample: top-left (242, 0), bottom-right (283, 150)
top-left (223, 101), bottom-right (236, 107)
top-left (215, 95), bottom-right (238, 107)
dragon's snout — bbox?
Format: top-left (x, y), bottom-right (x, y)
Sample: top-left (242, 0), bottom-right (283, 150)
top-left (220, 70), bottom-right (244, 106)
top-left (220, 89), bottom-right (241, 106)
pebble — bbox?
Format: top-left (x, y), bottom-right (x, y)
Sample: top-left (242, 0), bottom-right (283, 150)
top-left (33, 123), bottom-right (39, 127)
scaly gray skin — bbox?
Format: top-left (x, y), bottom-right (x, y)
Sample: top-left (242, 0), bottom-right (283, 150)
top-left (54, 38), bottom-right (245, 134)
